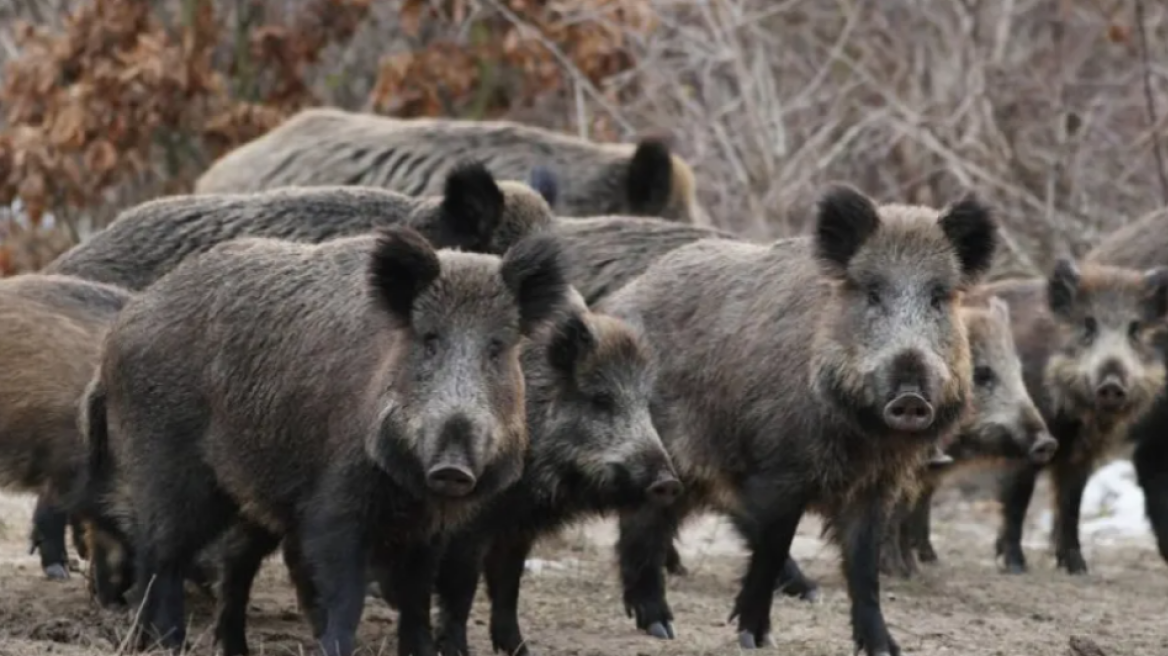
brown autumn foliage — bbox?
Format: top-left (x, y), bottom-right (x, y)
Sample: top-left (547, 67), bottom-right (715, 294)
top-left (0, 0), bottom-right (645, 274)
top-left (0, 0), bottom-right (1166, 279)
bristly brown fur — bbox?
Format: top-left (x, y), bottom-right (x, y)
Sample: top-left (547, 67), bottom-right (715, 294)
top-left (192, 106), bottom-right (706, 223)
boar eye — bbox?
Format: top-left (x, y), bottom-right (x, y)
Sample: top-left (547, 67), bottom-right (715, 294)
top-left (422, 332), bottom-right (441, 357)
top-left (1082, 317), bottom-right (1098, 342)
top-left (973, 365), bottom-right (996, 388)
top-left (487, 338), bottom-right (505, 362)
top-left (930, 284), bottom-right (949, 310)
top-left (1129, 321), bottom-right (1142, 340)
top-left (591, 392), bottom-right (616, 412)
top-left (865, 284), bottom-right (882, 307)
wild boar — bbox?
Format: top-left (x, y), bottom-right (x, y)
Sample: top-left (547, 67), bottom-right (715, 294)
top-left (879, 296), bottom-right (1059, 579)
top-left (596, 185), bottom-right (998, 654)
top-left (78, 225), bottom-right (571, 656)
top-left (986, 259), bottom-right (1168, 574)
top-left (45, 162), bottom-right (553, 291)
top-left (194, 107), bottom-right (704, 223)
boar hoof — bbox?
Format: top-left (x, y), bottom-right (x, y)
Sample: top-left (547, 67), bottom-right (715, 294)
top-left (1057, 549), bottom-right (1089, 575)
top-left (737, 630), bottom-right (775, 649)
top-left (364, 581), bottom-right (382, 599)
top-left (647, 621), bottom-right (675, 640)
top-left (43, 563), bottom-right (70, 580)
top-left (916, 544), bottom-right (939, 564)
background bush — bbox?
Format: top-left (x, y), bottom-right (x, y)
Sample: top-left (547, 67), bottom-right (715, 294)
top-left (2, 0), bottom-right (1166, 278)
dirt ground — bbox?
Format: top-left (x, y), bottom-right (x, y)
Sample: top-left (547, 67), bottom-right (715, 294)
top-left (0, 475), bottom-right (1164, 656)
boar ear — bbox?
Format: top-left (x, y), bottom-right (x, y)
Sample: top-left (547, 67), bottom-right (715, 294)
top-left (939, 193), bottom-right (998, 284)
top-left (500, 233), bottom-right (571, 335)
top-left (1046, 258), bottom-right (1081, 317)
top-left (987, 294), bottom-right (1012, 324)
top-left (814, 183), bottom-right (880, 274)
top-left (547, 311), bottom-right (597, 375)
top-left (626, 138), bottom-right (674, 216)
top-left (1140, 267), bottom-right (1168, 321)
top-left (368, 226), bottom-right (442, 321)
top-left (440, 160), bottom-right (505, 250)
top-left (526, 165), bottom-right (559, 208)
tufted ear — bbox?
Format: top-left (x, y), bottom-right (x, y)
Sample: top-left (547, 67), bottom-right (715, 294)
top-left (1141, 266), bottom-right (1168, 322)
top-left (938, 193), bottom-right (998, 284)
top-left (439, 160), bottom-right (505, 249)
top-left (1046, 258), bottom-right (1082, 318)
top-left (367, 226), bottom-right (442, 322)
top-left (499, 233), bottom-right (572, 336)
top-left (625, 139), bottom-right (674, 216)
top-left (546, 311), bottom-right (597, 376)
top-left (813, 183), bottom-right (881, 276)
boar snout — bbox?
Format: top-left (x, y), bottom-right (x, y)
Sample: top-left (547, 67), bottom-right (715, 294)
top-left (426, 464), bottom-right (477, 497)
top-left (883, 389), bottom-right (935, 433)
top-left (1094, 372), bottom-right (1128, 412)
top-left (423, 414), bottom-right (486, 498)
top-left (647, 474), bottom-right (683, 507)
top-left (1028, 433), bottom-right (1058, 465)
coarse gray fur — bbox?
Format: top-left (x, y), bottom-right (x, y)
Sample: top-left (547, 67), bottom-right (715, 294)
top-left (194, 107), bottom-right (704, 223)
top-left (45, 163), bottom-right (553, 291)
top-left (551, 215), bottom-right (740, 305)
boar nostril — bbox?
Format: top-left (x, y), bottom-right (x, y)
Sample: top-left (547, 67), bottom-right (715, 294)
top-left (1095, 376), bottom-right (1127, 410)
top-left (647, 477), bottom-right (682, 506)
top-left (1028, 435), bottom-right (1058, 464)
top-left (882, 392), bottom-right (935, 432)
top-left (425, 465), bottom-right (477, 498)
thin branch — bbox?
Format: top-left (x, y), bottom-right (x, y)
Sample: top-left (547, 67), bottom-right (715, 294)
top-left (1135, 0), bottom-right (1168, 204)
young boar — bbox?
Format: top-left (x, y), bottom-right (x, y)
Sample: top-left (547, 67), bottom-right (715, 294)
top-left (80, 225), bottom-right (571, 656)
top-left (1083, 214), bottom-right (1168, 566)
top-left (879, 297), bottom-right (1059, 579)
top-left (44, 162), bottom-right (552, 291)
top-left (194, 107), bottom-right (704, 223)
top-left (986, 259), bottom-right (1168, 574)
top-left (596, 185), bottom-right (998, 655)
top-left (0, 274), bottom-right (131, 580)
top-left (400, 309), bottom-right (682, 656)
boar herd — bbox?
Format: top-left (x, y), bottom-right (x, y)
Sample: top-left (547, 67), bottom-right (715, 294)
top-left (1, 106), bottom-right (1166, 656)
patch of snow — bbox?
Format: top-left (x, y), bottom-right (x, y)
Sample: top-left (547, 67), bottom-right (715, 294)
top-left (1036, 459), bottom-right (1152, 546)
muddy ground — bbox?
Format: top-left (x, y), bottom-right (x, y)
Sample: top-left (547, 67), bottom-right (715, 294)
top-left (0, 473), bottom-right (1163, 656)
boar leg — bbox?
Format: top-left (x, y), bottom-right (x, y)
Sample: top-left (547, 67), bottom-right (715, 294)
top-left (30, 492), bottom-right (71, 580)
top-left (214, 521), bottom-right (282, 656)
top-left (774, 556), bottom-right (820, 602)
top-left (995, 464), bottom-right (1039, 574)
top-left (432, 534), bottom-right (488, 656)
top-left (1133, 434), bottom-right (1168, 565)
top-left (838, 495), bottom-right (901, 656)
top-left (663, 542), bottom-right (688, 576)
top-left (1051, 460), bottom-right (1091, 575)
top-left (906, 483), bottom-right (939, 564)
top-left (617, 503), bottom-right (686, 640)
top-left (282, 537), bottom-right (326, 637)
top-left (133, 542), bottom-right (193, 652)
top-left (375, 536), bottom-right (443, 656)
top-left (71, 514), bottom-right (89, 562)
top-left (481, 532), bottom-right (538, 656)
top-left (727, 500), bottom-right (804, 649)
top-left (302, 512), bottom-right (368, 656)
top-left (878, 500), bottom-right (913, 579)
